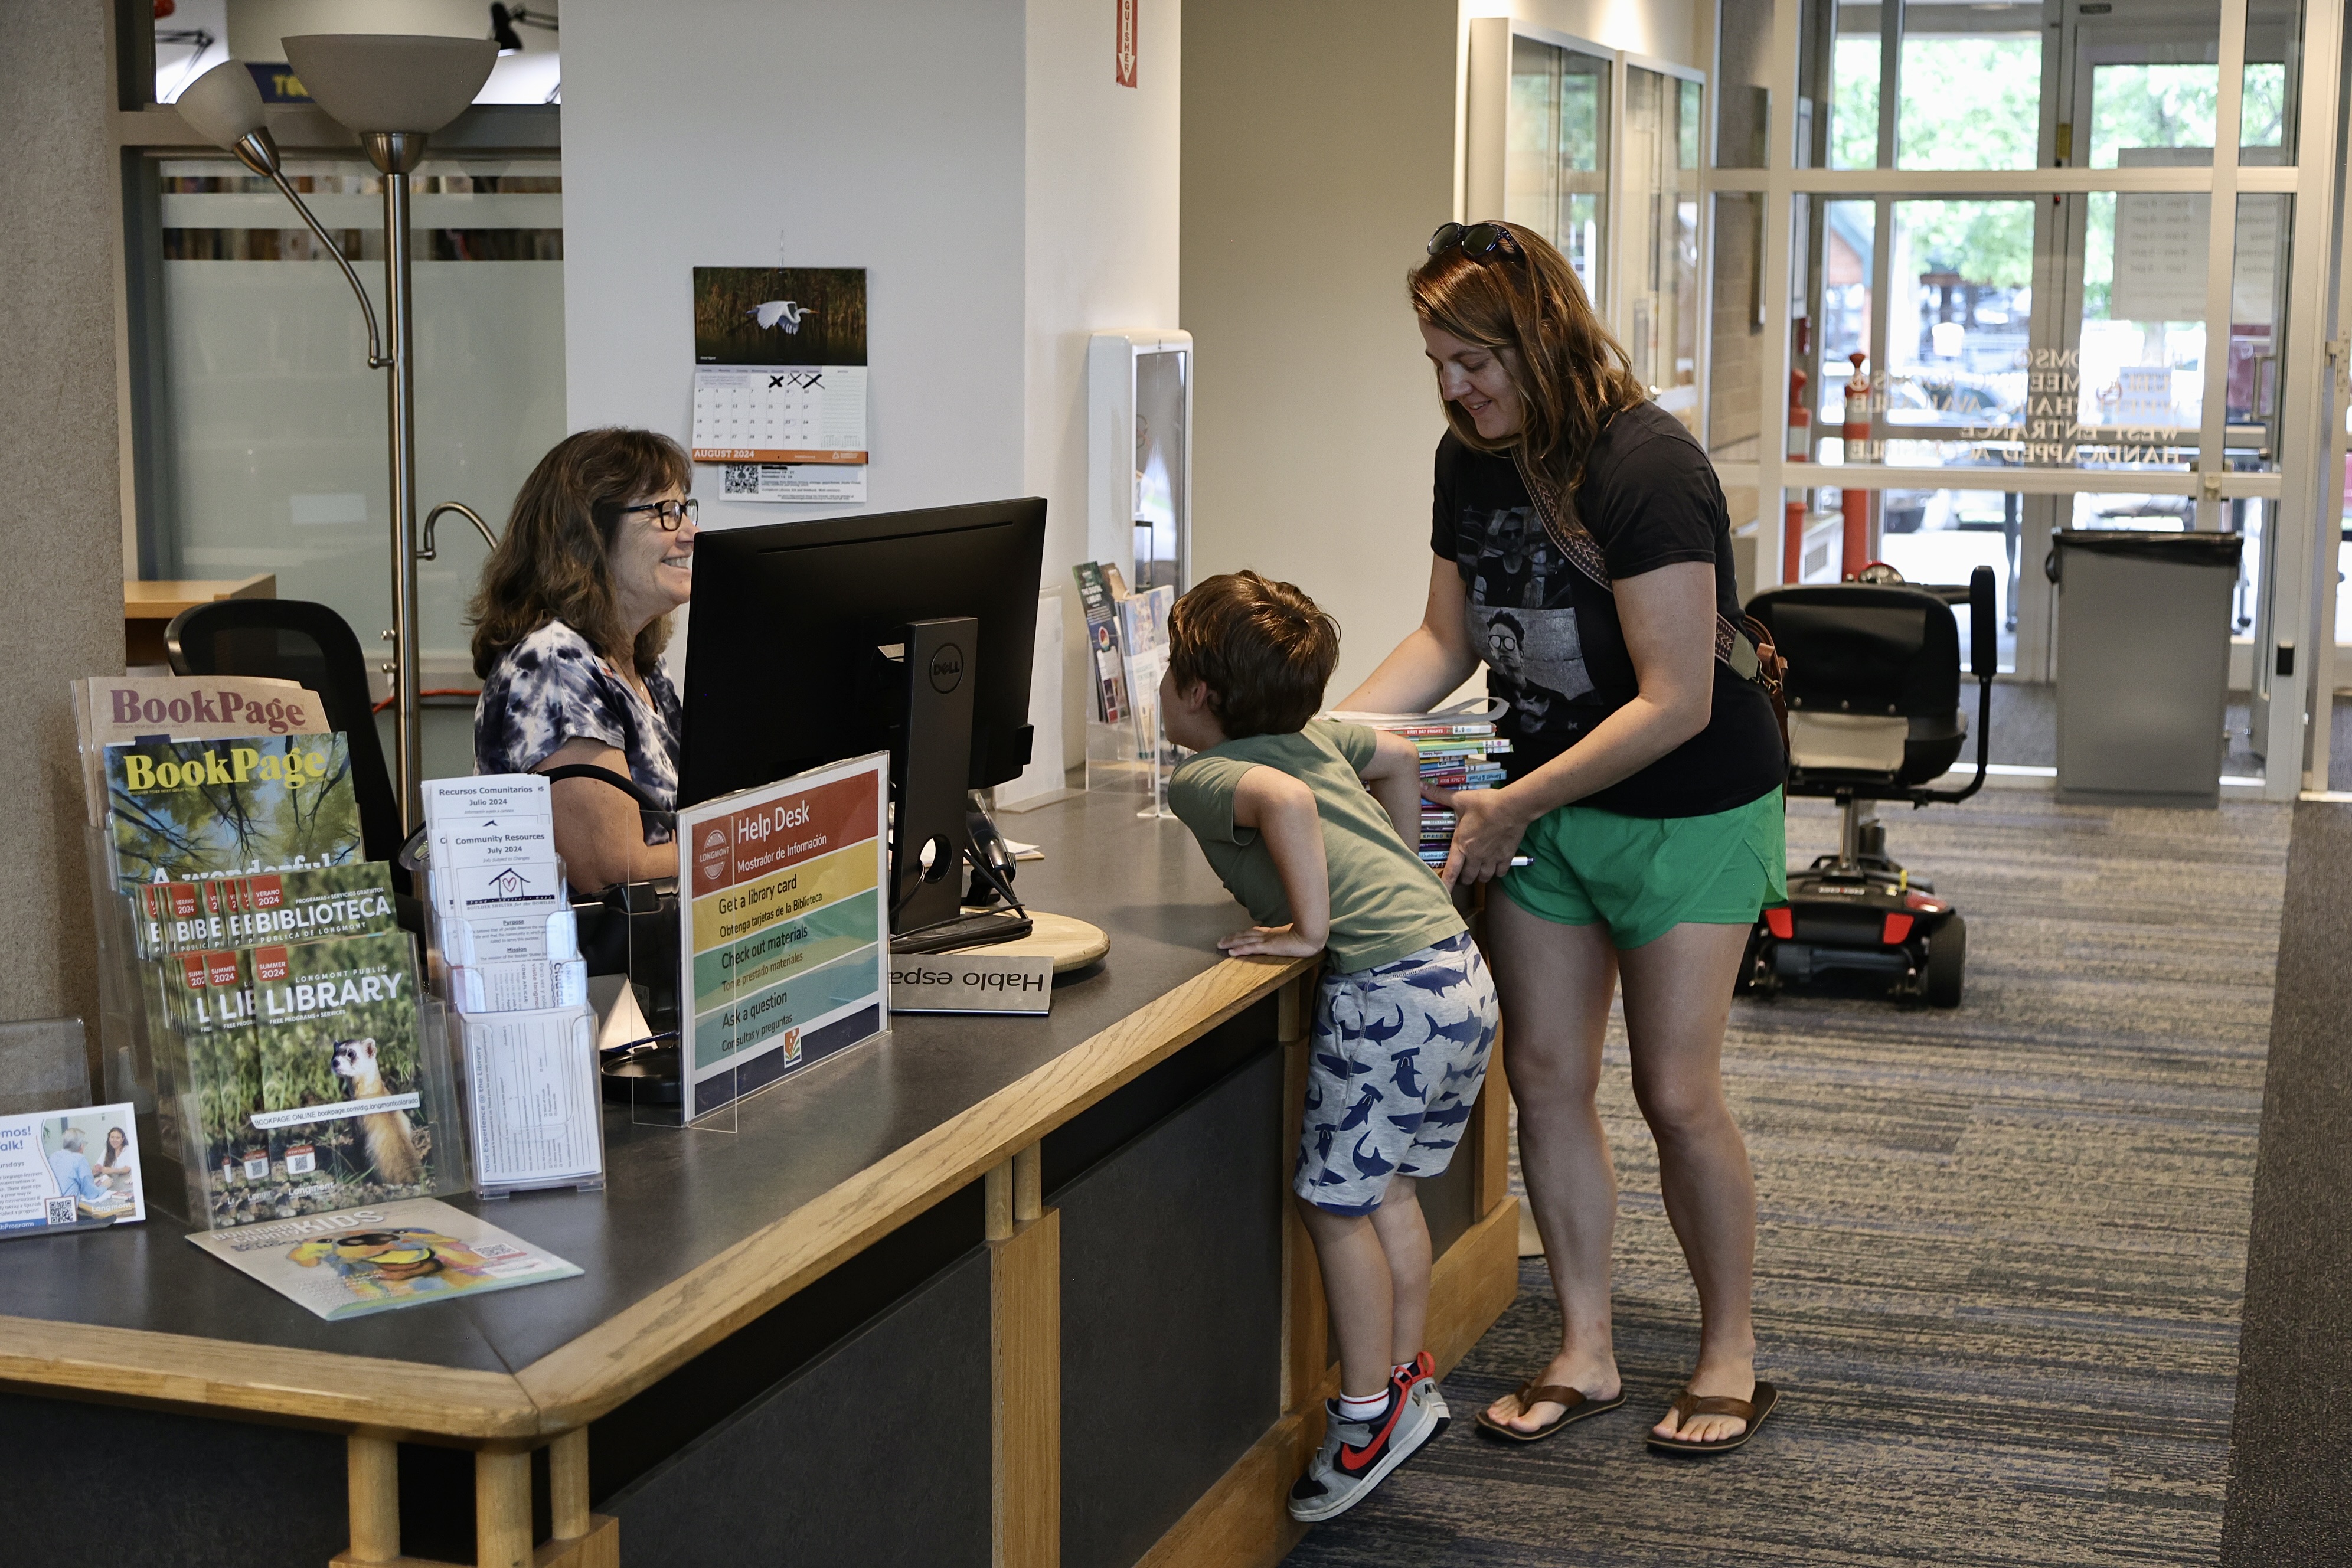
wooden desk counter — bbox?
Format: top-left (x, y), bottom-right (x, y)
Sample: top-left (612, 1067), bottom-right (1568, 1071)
top-left (123, 574), bottom-right (275, 667)
top-left (1, 789), bottom-right (1519, 1568)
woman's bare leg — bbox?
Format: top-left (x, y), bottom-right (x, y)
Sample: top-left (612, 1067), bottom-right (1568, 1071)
top-left (1481, 894), bottom-right (1623, 1433)
top-left (1616, 920), bottom-right (1759, 1444)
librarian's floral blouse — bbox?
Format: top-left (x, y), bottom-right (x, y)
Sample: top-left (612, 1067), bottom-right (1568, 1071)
top-left (474, 620), bottom-right (681, 844)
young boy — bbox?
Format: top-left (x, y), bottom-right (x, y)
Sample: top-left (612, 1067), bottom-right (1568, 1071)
top-left (1161, 570), bottom-right (1501, 1523)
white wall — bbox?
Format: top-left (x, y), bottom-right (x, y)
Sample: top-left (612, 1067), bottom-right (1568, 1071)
top-left (561, 0), bottom-right (1178, 763)
top-left (1025, 0), bottom-right (1182, 582)
top-left (561, 0), bottom-right (1030, 524)
top-left (1464, 0), bottom-right (1702, 66)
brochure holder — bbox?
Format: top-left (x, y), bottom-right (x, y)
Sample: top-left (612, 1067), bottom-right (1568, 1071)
top-left (417, 851), bottom-right (613, 1193)
top-left (1083, 703), bottom-right (1178, 817)
top-left (88, 829), bottom-right (468, 1229)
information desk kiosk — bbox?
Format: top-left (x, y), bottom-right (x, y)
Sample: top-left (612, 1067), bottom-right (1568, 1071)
top-left (1, 788), bottom-right (1521, 1568)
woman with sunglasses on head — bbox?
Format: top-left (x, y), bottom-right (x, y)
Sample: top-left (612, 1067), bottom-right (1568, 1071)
top-left (1337, 221), bottom-right (1786, 1455)
top-left (469, 428), bottom-right (698, 893)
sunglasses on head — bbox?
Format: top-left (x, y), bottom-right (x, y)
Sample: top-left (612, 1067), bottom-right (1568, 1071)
top-left (1427, 221), bottom-right (1523, 262)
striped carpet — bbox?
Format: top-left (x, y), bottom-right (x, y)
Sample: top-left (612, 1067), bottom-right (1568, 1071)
top-left (1284, 791), bottom-right (2292, 1567)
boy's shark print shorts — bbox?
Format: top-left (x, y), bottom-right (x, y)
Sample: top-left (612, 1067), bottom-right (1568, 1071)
top-left (1296, 931), bottom-right (1501, 1216)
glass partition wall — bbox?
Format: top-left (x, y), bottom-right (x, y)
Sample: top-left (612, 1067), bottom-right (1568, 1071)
top-left (149, 156), bottom-right (567, 699)
top-left (110, 0), bottom-right (567, 801)
top-left (1705, 0), bottom-right (2343, 796)
top-left (1469, 24), bottom-right (1708, 441)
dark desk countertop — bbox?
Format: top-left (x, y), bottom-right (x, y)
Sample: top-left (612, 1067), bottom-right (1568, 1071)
top-left (0, 789), bottom-right (1266, 1387)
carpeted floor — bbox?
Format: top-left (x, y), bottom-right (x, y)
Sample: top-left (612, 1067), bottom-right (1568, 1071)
top-left (1283, 792), bottom-right (2292, 1567)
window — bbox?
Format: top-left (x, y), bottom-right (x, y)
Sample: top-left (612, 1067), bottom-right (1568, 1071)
top-left (1506, 35), bottom-right (1612, 303)
top-left (146, 156), bottom-right (567, 689)
top-left (1623, 66), bottom-right (1705, 430)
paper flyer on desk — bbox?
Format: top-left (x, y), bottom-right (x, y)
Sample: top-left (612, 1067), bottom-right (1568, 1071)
top-left (676, 753), bottom-right (890, 1121)
top-left (0, 1103), bottom-right (145, 1234)
top-left (186, 1197), bottom-right (579, 1319)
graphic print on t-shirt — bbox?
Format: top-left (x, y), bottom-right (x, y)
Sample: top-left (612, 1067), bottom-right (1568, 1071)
top-left (1463, 505), bottom-right (1591, 736)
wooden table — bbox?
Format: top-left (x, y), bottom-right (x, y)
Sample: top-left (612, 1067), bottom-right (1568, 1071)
top-left (1, 789), bottom-right (1519, 1568)
top-left (123, 574), bottom-right (276, 667)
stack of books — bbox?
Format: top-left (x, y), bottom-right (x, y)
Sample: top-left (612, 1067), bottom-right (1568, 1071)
top-left (1328, 705), bottom-right (1511, 870)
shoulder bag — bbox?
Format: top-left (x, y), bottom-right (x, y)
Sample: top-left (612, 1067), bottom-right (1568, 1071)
top-left (1508, 444), bottom-right (1789, 753)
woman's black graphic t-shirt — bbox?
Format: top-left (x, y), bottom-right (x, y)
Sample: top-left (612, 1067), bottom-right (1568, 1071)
top-left (1429, 402), bottom-right (1783, 819)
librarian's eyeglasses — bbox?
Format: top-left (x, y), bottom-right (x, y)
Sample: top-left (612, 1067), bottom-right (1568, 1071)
top-left (619, 496), bottom-right (699, 532)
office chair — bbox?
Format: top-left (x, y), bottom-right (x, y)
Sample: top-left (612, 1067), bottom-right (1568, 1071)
top-left (162, 597), bottom-right (414, 911)
top-left (1739, 564), bottom-right (1996, 1007)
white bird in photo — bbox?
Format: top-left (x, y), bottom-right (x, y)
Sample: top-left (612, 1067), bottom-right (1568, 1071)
top-left (747, 300), bottom-right (816, 332)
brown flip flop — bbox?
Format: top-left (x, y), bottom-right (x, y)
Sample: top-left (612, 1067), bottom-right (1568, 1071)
top-left (1473, 1380), bottom-right (1626, 1443)
top-left (1645, 1381), bottom-right (1779, 1454)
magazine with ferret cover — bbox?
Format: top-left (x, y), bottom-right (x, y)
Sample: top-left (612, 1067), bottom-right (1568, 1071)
top-left (156, 946), bottom-right (263, 1226)
top-left (237, 932), bottom-right (459, 1219)
top-left (185, 1196), bottom-right (579, 1320)
top-left (104, 733), bottom-right (363, 894)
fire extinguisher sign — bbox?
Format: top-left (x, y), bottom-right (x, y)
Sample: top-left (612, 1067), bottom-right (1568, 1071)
top-left (1115, 0), bottom-right (1138, 87)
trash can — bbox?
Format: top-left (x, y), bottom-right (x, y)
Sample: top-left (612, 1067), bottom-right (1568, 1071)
top-left (2047, 528), bottom-right (2245, 808)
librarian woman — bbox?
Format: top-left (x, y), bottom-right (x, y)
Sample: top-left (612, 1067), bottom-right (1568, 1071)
top-left (1337, 221), bottom-right (1787, 1455)
top-left (468, 428), bottom-right (700, 893)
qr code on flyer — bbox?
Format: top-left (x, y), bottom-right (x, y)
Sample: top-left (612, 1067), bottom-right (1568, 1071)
top-left (45, 1197), bottom-right (75, 1226)
top-left (723, 463), bottom-right (762, 496)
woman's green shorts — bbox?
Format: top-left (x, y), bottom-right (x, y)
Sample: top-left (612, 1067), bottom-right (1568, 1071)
top-left (1497, 788), bottom-right (1786, 950)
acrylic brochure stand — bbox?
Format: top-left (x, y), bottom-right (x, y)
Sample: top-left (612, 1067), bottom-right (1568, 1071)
top-left (1086, 583), bottom-right (1180, 818)
top-left (419, 849), bottom-right (609, 1195)
top-left (88, 822), bottom-right (469, 1229)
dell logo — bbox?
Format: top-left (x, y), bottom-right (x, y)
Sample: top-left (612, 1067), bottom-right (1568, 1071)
top-left (929, 643), bottom-right (965, 694)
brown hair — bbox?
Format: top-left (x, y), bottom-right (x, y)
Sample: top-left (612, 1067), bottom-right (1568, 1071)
top-left (468, 428), bottom-right (691, 680)
top-left (1167, 571), bottom-right (1340, 739)
top-left (1408, 220), bottom-right (1647, 493)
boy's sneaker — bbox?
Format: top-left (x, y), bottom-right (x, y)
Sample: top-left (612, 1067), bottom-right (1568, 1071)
top-left (1287, 1386), bottom-right (1439, 1523)
top-left (1394, 1350), bottom-right (1449, 1435)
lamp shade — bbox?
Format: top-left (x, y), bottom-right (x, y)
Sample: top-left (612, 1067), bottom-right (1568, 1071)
top-left (176, 58), bottom-right (270, 148)
top-left (280, 34), bottom-right (498, 135)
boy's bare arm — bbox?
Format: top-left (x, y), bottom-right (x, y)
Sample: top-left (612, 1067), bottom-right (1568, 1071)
top-left (1222, 765), bottom-right (1329, 958)
top-left (1357, 730), bottom-right (1425, 848)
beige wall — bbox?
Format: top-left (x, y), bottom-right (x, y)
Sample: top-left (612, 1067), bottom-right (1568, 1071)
top-left (0, 0), bottom-right (129, 1061)
top-left (1182, 0), bottom-right (1464, 701)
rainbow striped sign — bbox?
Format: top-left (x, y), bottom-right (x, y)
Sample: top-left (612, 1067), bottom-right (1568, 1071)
top-left (675, 752), bottom-right (889, 1121)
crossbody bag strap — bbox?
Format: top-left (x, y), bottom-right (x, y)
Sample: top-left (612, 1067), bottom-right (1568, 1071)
top-left (1508, 444), bottom-right (1785, 696)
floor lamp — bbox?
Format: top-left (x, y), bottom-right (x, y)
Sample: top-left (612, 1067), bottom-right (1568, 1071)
top-left (176, 37), bottom-right (497, 832)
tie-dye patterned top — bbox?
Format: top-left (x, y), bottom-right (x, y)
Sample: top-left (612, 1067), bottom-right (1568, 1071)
top-left (473, 620), bottom-right (682, 843)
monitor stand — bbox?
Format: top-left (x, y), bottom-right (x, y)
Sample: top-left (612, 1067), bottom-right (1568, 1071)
top-left (894, 617), bottom-right (979, 936)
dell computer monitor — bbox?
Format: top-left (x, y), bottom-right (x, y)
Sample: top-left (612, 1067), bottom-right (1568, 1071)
top-left (677, 498), bottom-right (1048, 811)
